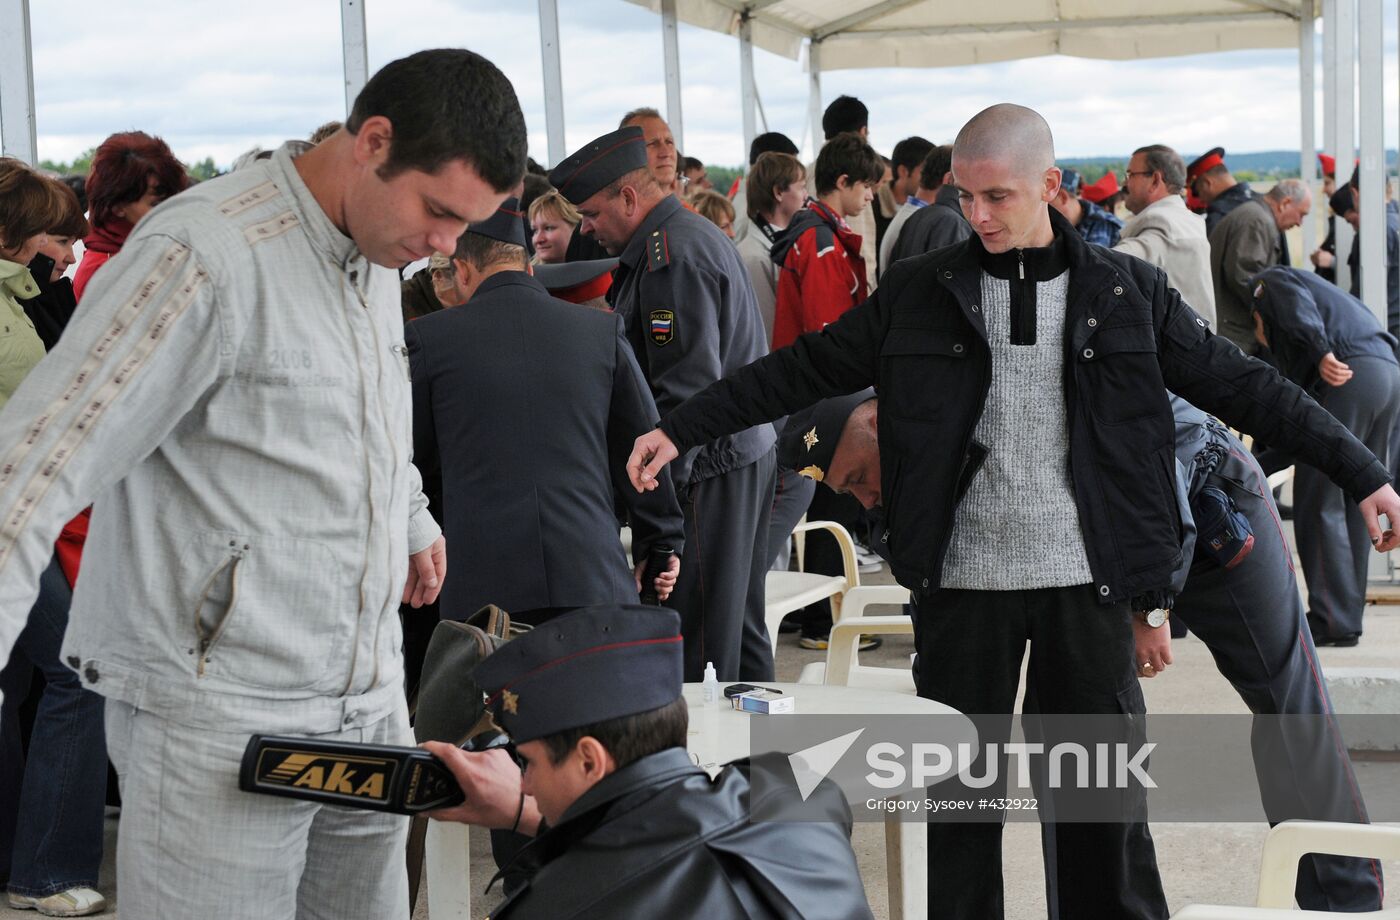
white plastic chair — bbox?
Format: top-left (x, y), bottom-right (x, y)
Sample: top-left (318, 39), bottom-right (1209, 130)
top-left (1171, 821), bottom-right (1400, 918)
top-left (797, 584), bottom-right (916, 692)
top-left (763, 519), bottom-right (861, 654)
top-left (1265, 466), bottom-right (1294, 493)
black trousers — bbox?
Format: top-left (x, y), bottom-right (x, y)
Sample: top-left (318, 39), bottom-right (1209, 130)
top-left (672, 449), bottom-right (777, 682)
top-left (914, 583), bottom-right (1168, 920)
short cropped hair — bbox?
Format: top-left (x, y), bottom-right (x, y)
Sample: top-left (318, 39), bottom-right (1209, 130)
top-left (1266, 178), bottom-right (1309, 205)
top-left (680, 155), bottom-right (704, 175)
top-left (689, 189), bottom-right (734, 228)
top-left (749, 131), bottom-right (799, 166)
top-left (538, 697), bottom-right (689, 768)
top-left (347, 49), bottom-right (527, 192)
top-left (1133, 145), bottom-right (1186, 195)
top-left (917, 144), bottom-right (954, 192)
top-left (452, 230), bottom-right (528, 272)
top-left (308, 120), bottom-right (342, 144)
top-left (822, 95), bottom-right (868, 140)
top-left (528, 190), bottom-right (580, 227)
top-left (48, 178), bottom-right (89, 239)
top-left (619, 106), bottom-right (663, 129)
top-left (815, 133), bottom-right (884, 196)
top-left (86, 131), bottom-right (190, 228)
top-left (890, 136), bottom-right (934, 181)
top-left (600, 166), bottom-right (659, 200)
top-left (746, 152), bottom-right (805, 221)
top-left (0, 158), bottom-right (64, 252)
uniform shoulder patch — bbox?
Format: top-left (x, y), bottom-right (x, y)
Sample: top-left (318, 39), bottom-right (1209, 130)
top-left (649, 309), bottom-right (675, 346)
top-left (647, 229), bottom-right (671, 271)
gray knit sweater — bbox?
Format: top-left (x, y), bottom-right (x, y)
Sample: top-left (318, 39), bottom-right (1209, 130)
top-left (939, 268), bottom-right (1094, 590)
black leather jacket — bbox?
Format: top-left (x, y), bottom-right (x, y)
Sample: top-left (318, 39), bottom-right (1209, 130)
top-left (662, 209), bottom-right (1388, 609)
top-left (489, 748), bottom-right (873, 919)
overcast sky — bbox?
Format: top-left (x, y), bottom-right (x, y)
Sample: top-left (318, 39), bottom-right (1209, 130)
top-left (22, 0), bottom-right (1400, 170)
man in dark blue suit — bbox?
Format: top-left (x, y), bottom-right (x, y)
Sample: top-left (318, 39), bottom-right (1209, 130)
top-left (405, 200), bottom-right (684, 623)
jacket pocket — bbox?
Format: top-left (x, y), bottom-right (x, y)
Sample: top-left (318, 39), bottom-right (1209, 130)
top-left (1079, 322), bottom-right (1163, 426)
top-left (880, 327), bottom-right (970, 420)
top-left (179, 531), bottom-right (349, 691)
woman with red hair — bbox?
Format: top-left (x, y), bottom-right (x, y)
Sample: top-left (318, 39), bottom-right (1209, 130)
top-left (73, 131), bottom-right (189, 300)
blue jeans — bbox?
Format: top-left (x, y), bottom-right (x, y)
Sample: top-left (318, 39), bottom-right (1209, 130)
top-left (0, 557), bottom-right (107, 897)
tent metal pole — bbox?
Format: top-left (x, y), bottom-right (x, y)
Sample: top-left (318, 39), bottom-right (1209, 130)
top-left (1299, 4), bottom-right (1317, 261)
top-left (739, 15), bottom-right (758, 164)
top-left (538, 0), bottom-right (566, 166)
top-left (661, 0), bottom-right (684, 152)
top-left (0, 0), bottom-right (37, 165)
top-left (1327, 0), bottom-right (1356, 291)
top-left (340, 0), bottom-right (368, 117)
top-left (1357, 0), bottom-right (1385, 322)
top-left (807, 39), bottom-right (823, 159)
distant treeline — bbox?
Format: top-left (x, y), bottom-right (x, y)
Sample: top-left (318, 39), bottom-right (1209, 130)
top-left (38, 148), bottom-right (220, 182)
top-left (1060, 150), bottom-right (1398, 185)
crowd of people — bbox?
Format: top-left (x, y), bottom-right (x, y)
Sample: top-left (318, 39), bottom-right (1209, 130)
top-left (0, 45), bottom-right (1397, 920)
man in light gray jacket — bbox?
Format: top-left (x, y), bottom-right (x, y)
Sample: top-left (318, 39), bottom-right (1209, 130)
top-left (1115, 144), bottom-right (1217, 329)
top-left (0, 50), bottom-right (526, 920)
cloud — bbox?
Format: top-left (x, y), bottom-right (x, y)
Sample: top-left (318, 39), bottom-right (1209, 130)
top-left (19, 0), bottom-right (1398, 169)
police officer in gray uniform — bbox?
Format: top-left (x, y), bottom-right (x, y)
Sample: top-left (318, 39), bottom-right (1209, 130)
top-left (549, 128), bottom-right (777, 681)
top-left (1251, 266), bottom-right (1400, 646)
top-left (1163, 394), bottom-right (1382, 910)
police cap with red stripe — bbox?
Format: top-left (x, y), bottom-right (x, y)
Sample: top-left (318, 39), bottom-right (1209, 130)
top-left (466, 196), bottom-right (527, 247)
top-left (548, 126), bottom-right (650, 206)
top-left (1186, 147), bottom-right (1226, 185)
top-left (472, 605), bottom-right (683, 742)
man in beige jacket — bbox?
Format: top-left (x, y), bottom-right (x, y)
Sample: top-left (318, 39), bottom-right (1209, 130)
top-left (1114, 144), bottom-right (1217, 328)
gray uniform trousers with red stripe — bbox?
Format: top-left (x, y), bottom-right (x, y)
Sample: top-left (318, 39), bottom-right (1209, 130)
top-left (670, 448), bottom-right (776, 683)
top-left (1175, 438), bottom-right (1381, 911)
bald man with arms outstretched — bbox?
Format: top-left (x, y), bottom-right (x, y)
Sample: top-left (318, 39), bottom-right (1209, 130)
top-left (626, 103), bottom-right (1400, 920)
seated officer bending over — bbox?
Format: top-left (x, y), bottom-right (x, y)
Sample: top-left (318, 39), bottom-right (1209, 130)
top-left (423, 604), bottom-right (874, 920)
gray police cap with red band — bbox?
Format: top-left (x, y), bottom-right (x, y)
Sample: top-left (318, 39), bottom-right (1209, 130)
top-left (472, 604), bottom-right (683, 743)
top-left (465, 196), bottom-right (527, 247)
top-left (548, 126), bottom-right (649, 206)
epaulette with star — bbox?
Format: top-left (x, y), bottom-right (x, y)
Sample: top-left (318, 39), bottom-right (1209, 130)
top-left (647, 229), bottom-right (671, 271)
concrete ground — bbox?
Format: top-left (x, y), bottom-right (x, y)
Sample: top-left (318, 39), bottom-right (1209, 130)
top-left (7, 515), bottom-right (1400, 919)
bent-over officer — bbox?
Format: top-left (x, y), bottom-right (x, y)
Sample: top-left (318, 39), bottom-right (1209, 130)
top-left (1250, 266), bottom-right (1400, 647)
top-left (548, 127), bottom-right (776, 682)
top-left (423, 605), bottom-right (875, 920)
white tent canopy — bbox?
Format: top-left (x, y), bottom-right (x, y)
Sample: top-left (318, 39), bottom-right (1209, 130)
top-left (624, 0), bottom-right (1305, 69)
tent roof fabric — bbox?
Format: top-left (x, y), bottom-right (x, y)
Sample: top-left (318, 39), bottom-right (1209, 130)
top-left (624, 0), bottom-right (1305, 70)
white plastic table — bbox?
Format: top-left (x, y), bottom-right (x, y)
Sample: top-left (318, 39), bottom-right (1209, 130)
top-left (684, 681), bottom-right (958, 920)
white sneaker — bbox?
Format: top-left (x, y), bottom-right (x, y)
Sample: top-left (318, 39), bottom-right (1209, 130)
top-left (8, 887), bottom-right (107, 917)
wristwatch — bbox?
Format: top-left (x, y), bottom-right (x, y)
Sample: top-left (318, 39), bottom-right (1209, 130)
top-left (1136, 608), bottom-right (1170, 628)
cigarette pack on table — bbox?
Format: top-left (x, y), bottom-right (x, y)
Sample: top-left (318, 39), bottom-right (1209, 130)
top-left (731, 688), bottom-right (795, 714)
